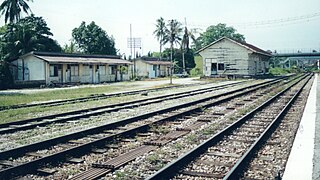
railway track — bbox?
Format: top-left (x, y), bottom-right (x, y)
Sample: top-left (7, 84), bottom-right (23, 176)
top-left (0, 81), bottom-right (212, 111)
top-left (0, 81), bottom-right (247, 135)
top-left (146, 74), bottom-right (312, 180)
top-left (242, 75), bottom-right (312, 179)
top-left (0, 76), bottom-right (293, 179)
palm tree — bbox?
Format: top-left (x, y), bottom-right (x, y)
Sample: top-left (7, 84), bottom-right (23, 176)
top-left (181, 26), bottom-right (198, 74)
top-left (163, 19), bottom-right (182, 84)
top-left (0, 0), bottom-right (33, 24)
top-left (153, 17), bottom-right (166, 60)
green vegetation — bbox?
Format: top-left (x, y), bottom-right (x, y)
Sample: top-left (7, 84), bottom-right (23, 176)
top-left (153, 17), bottom-right (166, 60)
top-left (190, 55), bottom-right (203, 76)
top-left (0, 14), bottom-right (62, 89)
top-left (194, 23), bottom-right (245, 50)
top-left (0, 86), bottom-right (122, 106)
top-left (269, 67), bottom-right (301, 75)
top-left (0, 0), bottom-right (33, 24)
top-left (72, 21), bottom-right (116, 55)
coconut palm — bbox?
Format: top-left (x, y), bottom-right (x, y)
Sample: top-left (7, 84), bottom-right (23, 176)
top-left (163, 19), bottom-right (182, 84)
top-left (0, 0), bottom-right (33, 24)
top-left (181, 26), bottom-right (198, 74)
top-left (153, 17), bottom-right (166, 60)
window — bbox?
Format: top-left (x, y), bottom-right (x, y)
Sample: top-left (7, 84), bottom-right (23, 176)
top-left (83, 65), bottom-right (90, 76)
top-left (218, 63), bottom-right (225, 70)
top-left (109, 65), bottom-right (116, 75)
top-left (99, 65), bottom-right (106, 75)
top-left (70, 65), bottom-right (79, 76)
top-left (211, 63), bottom-right (217, 71)
top-left (50, 65), bottom-right (59, 77)
top-left (153, 65), bottom-right (157, 71)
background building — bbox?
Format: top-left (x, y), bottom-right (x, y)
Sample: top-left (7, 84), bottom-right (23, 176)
top-left (197, 37), bottom-right (271, 78)
top-left (10, 52), bottom-right (132, 86)
top-left (135, 57), bottom-right (172, 78)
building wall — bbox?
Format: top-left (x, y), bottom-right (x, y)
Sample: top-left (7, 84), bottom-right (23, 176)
top-left (135, 60), bottom-right (170, 78)
top-left (12, 55), bottom-right (132, 86)
top-left (200, 39), bottom-right (251, 76)
top-left (248, 54), bottom-right (270, 75)
top-left (11, 56), bottom-right (46, 81)
top-left (135, 60), bottom-right (148, 77)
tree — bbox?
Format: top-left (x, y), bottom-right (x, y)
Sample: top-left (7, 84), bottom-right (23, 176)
top-left (0, 25), bottom-right (13, 89)
top-left (1, 15), bottom-right (61, 61)
top-left (0, 15), bottom-right (61, 89)
top-left (63, 41), bottom-right (77, 53)
top-left (162, 48), bottom-right (195, 74)
top-left (72, 21), bottom-right (116, 55)
top-left (162, 19), bottom-right (182, 84)
top-left (0, 0), bottom-right (33, 24)
top-left (195, 23), bottom-right (245, 50)
top-left (181, 26), bottom-right (198, 74)
top-left (153, 17), bottom-right (167, 60)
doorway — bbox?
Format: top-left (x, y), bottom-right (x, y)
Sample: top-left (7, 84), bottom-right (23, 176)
top-left (211, 63), bottom-right (217, 75)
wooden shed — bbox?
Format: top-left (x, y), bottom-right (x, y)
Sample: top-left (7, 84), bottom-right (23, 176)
top-left (197, 37), bottom-right (272, 77)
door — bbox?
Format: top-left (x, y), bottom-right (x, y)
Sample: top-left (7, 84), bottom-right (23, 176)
top-left (95, 65), bottom-right (100, 83)
top-left (58, 65), bottom-right (62, 83)
top-left (66, 65), bottom-right (71, 83)
top-left (149, 65), bottom-right (156, 78)
top-left (211, 63), bottom-right (217, 75)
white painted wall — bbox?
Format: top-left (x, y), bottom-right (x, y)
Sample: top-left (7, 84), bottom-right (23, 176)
top-left (200, 39), bottom-right (270, 76)
top-left (12, 56), bottom-right (46, 81)
top-left (200, 39), bottom-right (250, 76)
top-left (135, 60), bottom-right (148, 77)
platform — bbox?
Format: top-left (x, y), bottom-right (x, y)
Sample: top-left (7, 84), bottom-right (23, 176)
top-left (283, 74), bottom-right (318, 180)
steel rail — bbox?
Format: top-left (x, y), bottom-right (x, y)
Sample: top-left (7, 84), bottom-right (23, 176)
top-left (223, 74), bottom-right (312, 179)
top-left (146, 74), bottom-right (311, 180)
top-left (0, 81), bottom-right (247, 134)
top-left (0, 76), bottom-right (292, 179)
top-left (0, 81), bottom-right (211, 111)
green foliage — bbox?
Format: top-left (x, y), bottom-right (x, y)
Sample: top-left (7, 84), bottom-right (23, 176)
top-left (0, 0), bottom-right (33, 24)
top-left (72, 21), bottom-right (116, 55)
top-left (153, 17), bottom-right (166, 59)
top-left (0, 61), bottom-right (13, 89)
top-left (190, 55), bottom-right (203, 76)
top-left (269, 67), bottom-right (291, 75)
top-left (195, 23), bottom-right (245, 50)
top-left (1, 15), bottom-right (61, 61)
top-left (63, 42), bottom-right (77, 53)
top-left (162, 19), bottom-right (183, 48)
top-left (162, 48), bottom-right (195, 73)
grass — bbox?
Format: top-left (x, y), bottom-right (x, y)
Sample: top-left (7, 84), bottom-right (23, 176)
top-left (0, 80), bottom-right (185, 107)
top-left (0, 85), bottom-right (124, 107)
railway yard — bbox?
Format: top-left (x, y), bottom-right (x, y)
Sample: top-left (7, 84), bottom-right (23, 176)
top-left (0, 74), bottom-right (318, 180)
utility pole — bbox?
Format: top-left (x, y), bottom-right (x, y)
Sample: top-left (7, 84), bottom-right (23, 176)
top-left (127, 25), bottom-right (141, 79)
top-left (130, 24), bottom-right (133, 79)
top-left (170, 20), bottom-right (173, 85)
top-left (182, 17), bottom-right (187, 76)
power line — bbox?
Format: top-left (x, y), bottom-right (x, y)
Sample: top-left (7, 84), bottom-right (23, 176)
top-left (188, 12), bottom-right (320, 30)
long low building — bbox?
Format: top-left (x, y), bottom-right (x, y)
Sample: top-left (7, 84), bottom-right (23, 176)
top-left (10, 51), bottom-right (132, 86)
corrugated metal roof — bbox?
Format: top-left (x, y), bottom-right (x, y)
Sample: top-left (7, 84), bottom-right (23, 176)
top-left (196, 37), bottom-right (272, 57)
top-left (144, 60), bottom-right (172, 65)
top-left (35, 55), bottom-right (132, 65)
top-left (21, 51), bottom-right (132, 65)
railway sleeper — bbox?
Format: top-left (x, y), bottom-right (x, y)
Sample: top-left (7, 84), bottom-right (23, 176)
top-left (181, 170), bottom-right (225, 178)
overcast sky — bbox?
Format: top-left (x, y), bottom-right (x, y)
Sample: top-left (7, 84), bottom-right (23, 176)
top-left (2, 0), bottom-right (320, 56)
